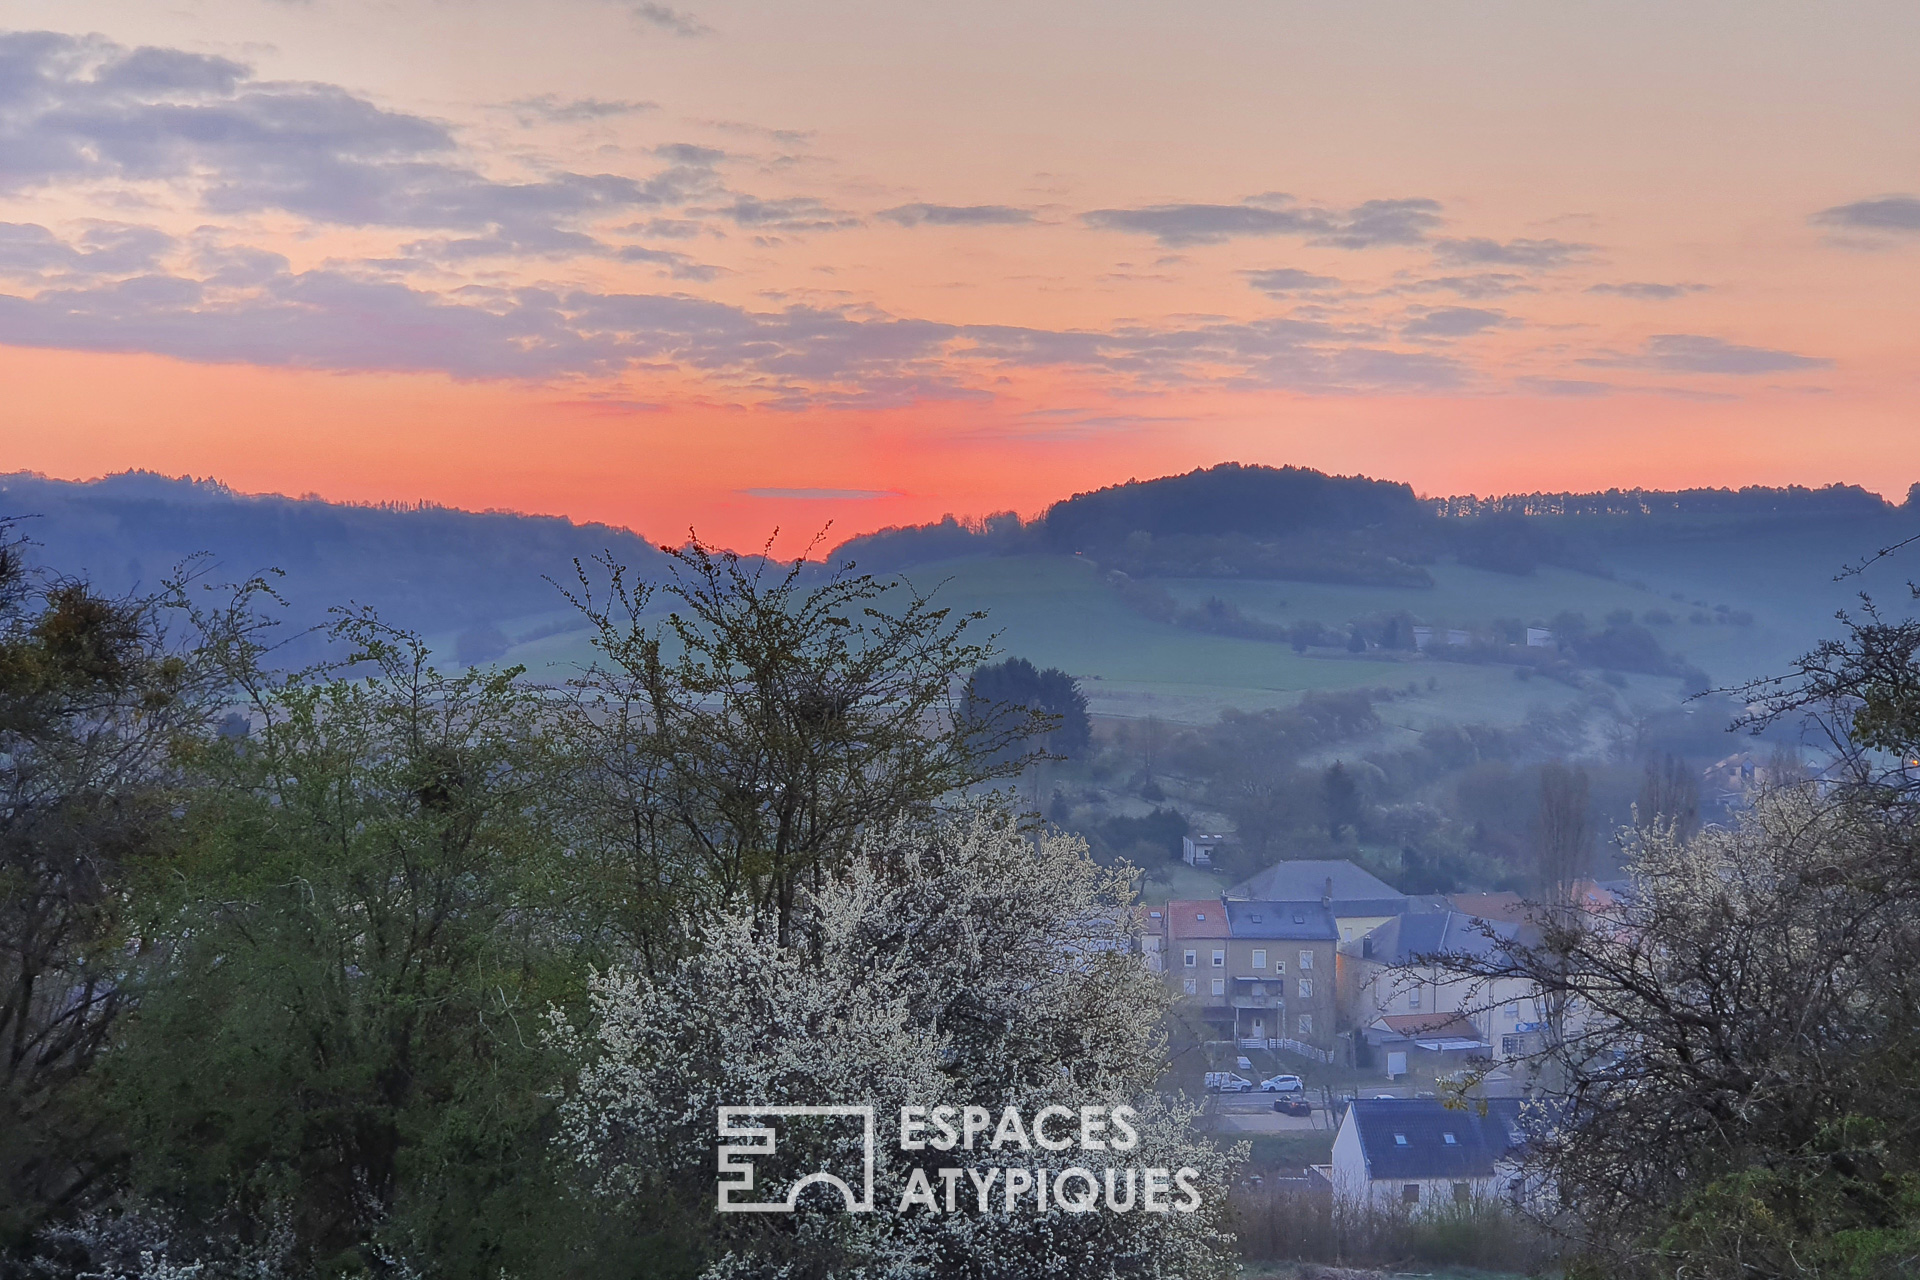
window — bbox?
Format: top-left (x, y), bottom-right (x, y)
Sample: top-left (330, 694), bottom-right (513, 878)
top-left (1210, 978), bottom-right (1225, 997)
top-left (1297, 1013), bottom-right (1313, 1035)
top-left (1298, 950), bottom-right (1314, 971)
top-left (1442, 1132), bottom-right (1457, 1145)
top-left (1341, 926), bottom-right (1353, 940)
top-left (1195, 912), bottom-right (1205, 921)
top-left (1251, 949), bottom-right (1267, 970)
top-left (1409, 987), bottom-right (1421, 1010)
top-left (1292, 912), bottom-right (1306, 924)
top-left (1211, 949), bottom-right (1225, 969)
top-left (1393, 1132), bottom-right (1408, 1146)
top-left (1453, 1182), bottom-right (1471, 1205)
top-left (1182, 978), bottom-right (1197, 996)
top-left (1298, 978), bottom-right (1312, 999)
top-left (1274, 958), bottom-right (1286, 974)
top-left (1183, 950), bottom-right (1196, 969)
top-left (1402, 1184), bottom-right (1421, 1204)
top-left (1502, 1035), bottom-right (1526, 1056)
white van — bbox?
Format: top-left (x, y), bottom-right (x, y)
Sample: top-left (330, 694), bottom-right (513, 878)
top-left (1204, 1071), bottom-right (1255, 1093)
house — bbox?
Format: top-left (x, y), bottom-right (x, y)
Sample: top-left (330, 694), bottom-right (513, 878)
top-left (1163, 899), bottom-right (1233, 1033)
top-left (1224, 860), bottom-right (1410, 943)
top-left (1411, 625), bottom-right (1433, 651)
top-left (1327, 1097), bottom-right (1529, 1213)
top-left (1181, 832), bottom-right (1227, 868)
top-left (1220, 900), bottom-right (1339, 1054)
top-left (1138, 906), bottom-right (1167, 972)
top-left (1163, 898), bottom-right (1340, 1057)
top-left (1525, 627), bottom-right (1554, 647)
top-left (1341, 912), bottom-right (1546, 1075)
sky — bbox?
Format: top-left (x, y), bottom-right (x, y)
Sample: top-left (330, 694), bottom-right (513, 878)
top-left (2, 0), bottom-right (1918, 552)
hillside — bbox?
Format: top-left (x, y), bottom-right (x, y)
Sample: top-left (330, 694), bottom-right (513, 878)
top-left (5, 466), bottom-right (1917, 725)
top-left (0, 470), bottom-right (669, 662)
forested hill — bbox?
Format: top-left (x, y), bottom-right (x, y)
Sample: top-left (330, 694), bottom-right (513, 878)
top-left (7, 464), bottom-right (1915, 674)
top-left (0, 470), bottom-right (667, 652)
top-left (830, 464), bottom-right (1918, 580)
top-left (1042, 463), bottom-right (1425, 549)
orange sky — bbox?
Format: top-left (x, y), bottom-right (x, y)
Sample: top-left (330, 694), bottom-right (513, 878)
top-left (2, 1), bottom-right (1917, 553)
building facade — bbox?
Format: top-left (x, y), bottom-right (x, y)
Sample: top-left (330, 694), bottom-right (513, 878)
top-left (1163, 898), bottom-right (1339, 1054)
top-left (1326, 1097), bottom-right (1528, 1213)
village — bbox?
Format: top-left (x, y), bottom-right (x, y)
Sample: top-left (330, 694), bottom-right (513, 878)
top-left (1137, 845), bottom-right (1620, 1216)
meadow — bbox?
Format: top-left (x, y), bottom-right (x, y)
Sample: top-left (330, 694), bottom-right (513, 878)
top-left (474, 529), bottom-right (1901, 730)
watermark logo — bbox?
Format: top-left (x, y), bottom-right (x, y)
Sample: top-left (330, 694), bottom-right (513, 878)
top-left (716, 1104), bottom-right (1202, 1215)
top-left (716, 1105), bottom-right (877, 1213)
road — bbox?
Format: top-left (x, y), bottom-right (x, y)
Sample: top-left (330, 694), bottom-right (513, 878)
top-left (1206, 1094), bottom-right (1331, 1134)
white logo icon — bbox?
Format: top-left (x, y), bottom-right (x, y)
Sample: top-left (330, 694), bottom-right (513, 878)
top-left (716, 1105), bottom-right (876, 1213)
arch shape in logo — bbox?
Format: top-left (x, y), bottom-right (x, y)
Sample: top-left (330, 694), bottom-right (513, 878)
top-left (716, 1105), bottom-right (876, 1213)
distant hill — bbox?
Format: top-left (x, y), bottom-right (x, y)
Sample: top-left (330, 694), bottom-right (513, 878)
top-left (832, 465), bottom-right (1917, 581)
top-left (1042, 463), bottom-right (1425, 548)
top-left (0, 471), bottom-right (668, 658)
top-left (7, 465), bottom-right (1916, 701)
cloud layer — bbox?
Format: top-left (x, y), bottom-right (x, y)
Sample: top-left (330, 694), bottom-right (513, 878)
top-left (0, 29), bottom-right (1842, 417)
top-left (1083, 195), bottom-right (1441, 247)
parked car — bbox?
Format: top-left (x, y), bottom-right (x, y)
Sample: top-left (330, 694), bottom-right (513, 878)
top-left (1204, 1071), bottom-right (1255, 1093)
top-left (1258, 1073), bottom-right (1304, 1094)
top-left (1272, 1095), bottom-right (1312, 1117)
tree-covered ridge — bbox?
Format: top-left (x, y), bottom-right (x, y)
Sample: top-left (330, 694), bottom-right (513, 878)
top-left (0, 470), bottom-right (670, 649)
top-left (1039, 463), bottom-right (1426, 550)
top-left (1431, 482), bottom-right (1904, 520)
top-left (830, 467), bottom-right (1919, 581)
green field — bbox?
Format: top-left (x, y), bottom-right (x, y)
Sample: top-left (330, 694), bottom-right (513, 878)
top-left (435, 524), bottom-right (1913, 729)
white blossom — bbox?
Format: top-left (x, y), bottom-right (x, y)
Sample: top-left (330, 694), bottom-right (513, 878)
top-left (553, 804), bottom-right (1241, 1278)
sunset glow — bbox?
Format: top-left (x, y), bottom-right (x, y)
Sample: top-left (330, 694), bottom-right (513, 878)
top-left (4, 1), bottom-right (1918, 550)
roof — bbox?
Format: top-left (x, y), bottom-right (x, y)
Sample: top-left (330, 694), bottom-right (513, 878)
top-left (1447, 892), bottom-right (1529, 924)
top-left (1163, 899), bottom-right (1231, 941)
top-left (1377, 1013), bottom-right (1481, 1039)
top-left (1343, 1097), bottom-right (1529, 1181)
top-left (1450, 883), bottom-right (1623, 924)
top-left (1354, 911), bottom-right (1518, 965)
top-left (1225, 859), bottom-right (1408, 911)
top-left (1224, 900), bottom-right (1339, 940)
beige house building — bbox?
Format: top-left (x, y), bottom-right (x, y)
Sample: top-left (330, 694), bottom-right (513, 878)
top-left (1163, 898), bottom-right (1339, 1056)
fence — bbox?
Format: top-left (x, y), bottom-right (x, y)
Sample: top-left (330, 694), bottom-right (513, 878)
top-left (1236, 1036), bottom-right (1335, 1064)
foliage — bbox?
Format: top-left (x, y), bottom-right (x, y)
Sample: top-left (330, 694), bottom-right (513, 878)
top-left (1042, 464), bottom-right (1424, 552)
top-left (0, 532), bottom-right (260, 1258)
top-left (1634, 754), bottom-right (1699, 839)
top-left (966, 656), bottom-right (1090, 758)
top-left (1444, 786), bottom-right (1920, 1277)
top-left (105, 614), bottom-right (576, 1276)
top-left (1321, 764), bottom-right (1361, 842)
top-left (1093, 806), bottom-right (1190, 863)
top-left (1742, 595), bottom-right (1920, 781)
top-left (557, 538), bottom-right (1050, 956)
top-left (553, 805), bottom-right (1241, 1280)
top-left (1533, 761), bottom-right (1591, 902)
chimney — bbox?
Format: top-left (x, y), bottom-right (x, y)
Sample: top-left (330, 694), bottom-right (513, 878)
top-left (1322, 876), bottom-right (1334, 907)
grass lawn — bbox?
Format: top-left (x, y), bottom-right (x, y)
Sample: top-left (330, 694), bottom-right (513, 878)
top-left (443, 529), bottom-right (1918, 729)
top-left (1240, 1132), bottom-right (1337, 1170)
